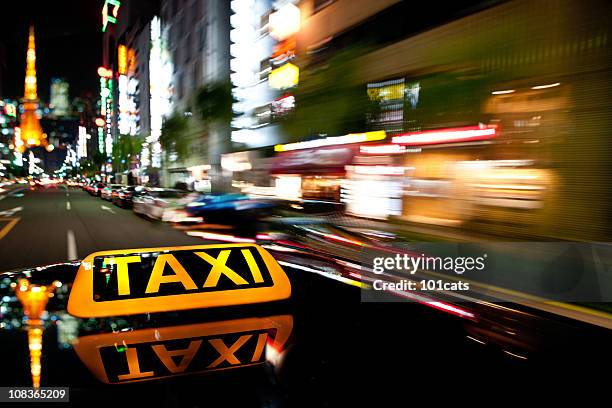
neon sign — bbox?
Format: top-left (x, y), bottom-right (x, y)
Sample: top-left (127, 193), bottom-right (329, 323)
top-left (392, 125), bottom-right (497, 146)
top-left (117, 45), bottom-right (127, 75)
top-left (98, 67), bottom-right (114, 157)
top-left (102, 0), bottom-right (121, 33)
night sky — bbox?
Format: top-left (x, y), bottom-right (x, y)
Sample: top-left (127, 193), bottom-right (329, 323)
top-left (0, 0), bottom-right (102, 102)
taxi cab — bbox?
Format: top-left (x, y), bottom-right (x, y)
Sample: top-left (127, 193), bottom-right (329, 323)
top-left (0, 242), bottom-right (611, 405)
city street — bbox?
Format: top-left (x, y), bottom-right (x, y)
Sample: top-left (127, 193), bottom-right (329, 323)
top-left (0, 186), bottom-right (204, 271)
top-left (0, 0), bottom-right (611, 403)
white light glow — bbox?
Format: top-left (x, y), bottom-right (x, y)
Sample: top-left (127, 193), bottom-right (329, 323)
top-left (531, 82), bottom-right (560, 89)
top-left (149, 16), bottom-right (174, 168)
top-left (269, 3), bottom-right (300, 41)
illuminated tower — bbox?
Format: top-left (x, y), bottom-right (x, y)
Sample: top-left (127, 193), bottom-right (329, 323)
top-left (17, 26), bottom-right (49, 152)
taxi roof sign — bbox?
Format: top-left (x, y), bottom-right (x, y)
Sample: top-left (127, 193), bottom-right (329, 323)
top-left (67, 244), bottom-right (291, 318)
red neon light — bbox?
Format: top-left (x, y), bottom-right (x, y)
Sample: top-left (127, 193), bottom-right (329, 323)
top-left (360, 144), bottom-right (406, 155)
top-left (324, 233), bottom-right (364, 247)
top-left (392, 125), bottom-right (497, 146)
top-left (391, 289), bottom-right (477, 321)
top-left (186, 231), bottom-right (255, 243)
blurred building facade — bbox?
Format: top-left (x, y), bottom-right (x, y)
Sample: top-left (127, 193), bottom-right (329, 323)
top-left (224, 0), bottom-right (611, 241)
top-left (49, 78), bottom-right (70, 117)
top-left (158, 0), bottom-right (231, 190)
top-left (100, 0), bottom-right (157, 183)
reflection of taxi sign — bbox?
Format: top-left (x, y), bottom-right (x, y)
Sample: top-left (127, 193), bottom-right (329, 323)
top-left (74, 315), bottom-right (293, 383)
top-left (67, 244), bottom-right (291, 317)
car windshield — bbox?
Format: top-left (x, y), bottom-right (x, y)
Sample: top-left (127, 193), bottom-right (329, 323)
top-left (1, 0), bottom-right (611, 404)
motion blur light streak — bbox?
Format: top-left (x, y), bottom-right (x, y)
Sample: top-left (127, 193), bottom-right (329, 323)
top-left (255, 234), bottom-right (274, 240)
top-left (360, 144), bottom-right (406, 154)
top-left (275, 131), bottom-right (386, 152)
top-left (392, 125), bottom-right (497, 146)
top-left (277, 261), bottom-right (368, 289)
top-left (390, 289), bottom-right (476, 321)
top-left (531, 82), bottom-right (561, 89)
top-left (503, 350), bottom-right (528, 360)
top-left (491, 89), bottom-right (515, 94)
top-left (323, 233), bottom-right (364, 247)
top-left (186, 231), bottom-right (256, 243)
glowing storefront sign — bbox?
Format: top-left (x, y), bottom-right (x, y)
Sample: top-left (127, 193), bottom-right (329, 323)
top-left (13, 127), bottom-right (23, 166)
top-left (98, 67), bottom-right (114, 156)
top-left (77, 126), bottom-right (90, 159)
top-left (360, 144), bottom-right (407, 155)
top-left (269, 3), bottom-right (300, 41)
top-left (97, 127), bottom-right (104, 154)
top-left (117, 45), bottom-right (128, 75)
top-left (268, 62), bottom-right (299, 90)
top-left (118, 75), bottom-right (139, 135)
top-left (274, 130), bottom-right (386, 152)
top-left (392, 125), bottom-right (497, 146)
top-left (118, 46), bottom-right (139, 136)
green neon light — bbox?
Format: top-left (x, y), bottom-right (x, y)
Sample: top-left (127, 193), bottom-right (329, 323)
top-left (98, 127), bottom-right (104, 154)
top-left (102, 0), bottom-right (122, 33)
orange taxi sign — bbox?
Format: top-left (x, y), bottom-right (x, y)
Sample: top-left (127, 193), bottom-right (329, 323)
top-left (73, 315), bottom-right (293, 383)
top-left (67, 244), bottom-right (291, 317)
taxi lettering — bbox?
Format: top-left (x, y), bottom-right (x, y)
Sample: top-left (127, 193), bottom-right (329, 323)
top-left (73, 316), bottom-right (293, 384)
top-left (104, 249), bottom-right (265, 297)
top-left (114, 332), bottom-right (269, 382)
top-left (67, 244), bottom-right (291, 317)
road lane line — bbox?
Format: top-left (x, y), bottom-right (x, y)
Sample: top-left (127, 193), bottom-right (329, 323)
top-left (0, 217), bottom-right (20, 240)
top-left (67, 230), bottom-right (78, 260)
top-left (66, 201), bottom-right (71, 210)
top-left (0, 187), bottom-right (27, 201)
top-left (0, 206), bottom-right (23, 217)
top-left (101, 205), bottom-right (116, 214)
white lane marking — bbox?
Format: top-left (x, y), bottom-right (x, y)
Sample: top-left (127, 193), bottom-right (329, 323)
top-left (101, 205), bottom-right (116, 214)
top-left (0, 206), bottom-right (23, 217)
top-left (0, 187), bottom-right (27, 201)
top-left (66, 201), bottom-right (71, 210)
top-left (67, 230), bottom-right (78, 260)
top-left (66, 193), bottom-right (70, 197)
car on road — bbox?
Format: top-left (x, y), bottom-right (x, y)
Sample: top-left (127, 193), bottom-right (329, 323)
top-left (132, 188), bottom-right (193, 220)
top-left (184, 193), bottom-right (277, 224)
top-left (86, 182), bottom-right (106, 196)
top-left (112, 185), bottom-right (146, 208)
top-left (100, 184), bottom-right (124, 201)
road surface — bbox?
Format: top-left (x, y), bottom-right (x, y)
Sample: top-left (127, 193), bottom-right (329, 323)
top-left (0, 186), bottom-right (205, 272)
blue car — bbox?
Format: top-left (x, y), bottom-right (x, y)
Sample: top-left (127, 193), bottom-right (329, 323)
top-left (184, 193), bottom-right (275, 223)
